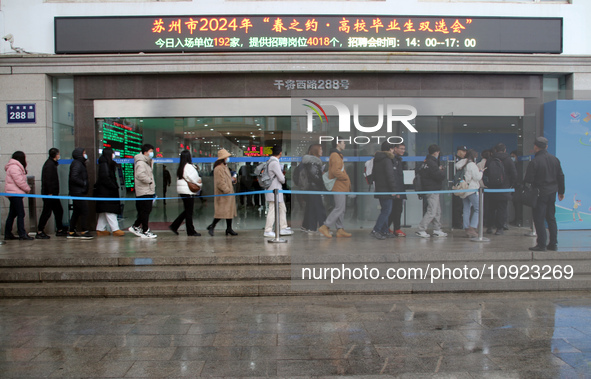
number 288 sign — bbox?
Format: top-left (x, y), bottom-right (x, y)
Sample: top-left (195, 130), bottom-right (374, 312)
top-left (7, 104), bottom-right (36, 124)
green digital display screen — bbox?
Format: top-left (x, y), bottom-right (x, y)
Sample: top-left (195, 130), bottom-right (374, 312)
top-left (101, 121), bottom-right (142, 189)
top-left (55, 15), bottom-right (562, 54)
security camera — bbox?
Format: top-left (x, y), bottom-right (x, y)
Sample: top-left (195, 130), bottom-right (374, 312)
top-left (3, 34), bottom-right (14, 43)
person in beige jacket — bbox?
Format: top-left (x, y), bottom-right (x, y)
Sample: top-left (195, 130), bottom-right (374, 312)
top-left (318, 138), bottom-right (352, 238)
top-left (207, 149), bottom-right (238, 236)
top-left (129, 144), bottom-right (157, 239)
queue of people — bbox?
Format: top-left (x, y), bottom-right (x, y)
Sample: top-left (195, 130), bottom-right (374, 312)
top-left (2, 138), bottom-right (565, 251)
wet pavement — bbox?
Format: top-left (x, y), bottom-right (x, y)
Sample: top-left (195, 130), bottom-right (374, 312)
top-left (1, 291), bottom-right (591, 377)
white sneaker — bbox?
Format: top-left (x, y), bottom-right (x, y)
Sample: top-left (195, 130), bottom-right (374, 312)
top-left (263, 231), bottom-right (276, 238)
top-left (141, 230), bottom-right (157, 239)
top-left (128, 226), bottom-right (142, 237)
top-left (432, 230), bottom-right (448, 237)
top-left (415, 231), bottom-right (430, 238)
top-left (280, 229), bottom-right (294, 236)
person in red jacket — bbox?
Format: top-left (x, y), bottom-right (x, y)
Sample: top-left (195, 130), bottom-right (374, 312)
top-left (4, 151), bottom-right (32, 240)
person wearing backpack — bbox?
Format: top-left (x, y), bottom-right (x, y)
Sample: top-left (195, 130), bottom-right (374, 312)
top-left (370, 141), bottom-right (398, 240)
top-left (300, 144), bottom-right (326, 233)
top-left (416, 144), bottom-right (447, 238)
top-left (484, 143), bottom-right (517, 235)
top-left (318, 138), bottom-right (352, 238)
top-left (263, 146), bottom-right (293, 238)
top-left (524, 137), bottom-right (565, 251)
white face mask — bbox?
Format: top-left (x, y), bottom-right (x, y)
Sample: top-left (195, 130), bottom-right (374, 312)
top-left (112, 154), bottom-right (116, 160)
top-left (148, 151), bottom-right (154, 159)
top-left (226, 157), bottom-right (230, 163)
top-left (83, 153), bottom-right (88, 160)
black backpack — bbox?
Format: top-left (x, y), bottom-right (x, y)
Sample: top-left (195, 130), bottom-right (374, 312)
top-left (486, 157), bottom-right (505, 188)
top-left (292, 163), bottom-right (309, 189)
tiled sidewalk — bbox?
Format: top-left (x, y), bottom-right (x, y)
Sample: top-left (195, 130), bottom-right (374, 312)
top-left (1, 291), bottom-right (591, 377)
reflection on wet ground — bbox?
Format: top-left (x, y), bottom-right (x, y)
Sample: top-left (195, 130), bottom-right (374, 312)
top-left (1, 291), bottom-right (591, 377)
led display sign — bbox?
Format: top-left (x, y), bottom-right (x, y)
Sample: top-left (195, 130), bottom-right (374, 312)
top-left (55, 15), bottom-right (562, 54)
top-left (101, 121), bottom-right (143, 189)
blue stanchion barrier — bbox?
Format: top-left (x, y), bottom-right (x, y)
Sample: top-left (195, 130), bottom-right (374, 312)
top-left (0, 188), bottom-right (513, 202)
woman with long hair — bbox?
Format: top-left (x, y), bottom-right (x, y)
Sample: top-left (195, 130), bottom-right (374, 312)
top-left (458, 149), bottom-right (483, 238)
top-left (4, 151), bottom-right (32, 240)
top-left (207, 149), bottom-right (237, 236)
top-left (300, 144), bottom-right (326, 233)
top-left (95, 147), bottom-right (124, 236)
top-left (169, 150), bottom-right (202, 236)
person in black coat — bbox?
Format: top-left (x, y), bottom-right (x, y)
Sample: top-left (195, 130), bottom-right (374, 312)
top-left (525, 137), bottom-right (565, 251)
top-left (95, 147), bottom-right (123, 236)
top-left (67, 147), bottom-right (93, 239)
top-left (36, 148), bottom-right (66, 239)
top-left (371, 141), bottom-right (398, 239)
top-left (416, 144), bottom-right (447, 238)
top-left (387, 142), bottom-right (408, 236)
top-left (484, 142), bottom-right (518, 235)
top-left (300, 144), bottom-right (327, 233)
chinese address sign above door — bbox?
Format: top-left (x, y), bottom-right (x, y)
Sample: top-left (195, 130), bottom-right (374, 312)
top-left (55, 15), bottom-right (562, 54)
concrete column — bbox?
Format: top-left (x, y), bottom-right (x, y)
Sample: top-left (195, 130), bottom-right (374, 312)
top-left (0, 74), bottom-right (52, 235)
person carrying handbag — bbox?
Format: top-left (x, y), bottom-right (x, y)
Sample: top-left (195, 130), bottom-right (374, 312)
top-left (169, 150), bottom-right (202, 236)
top-left (456, 149), bottom-right (483, 238)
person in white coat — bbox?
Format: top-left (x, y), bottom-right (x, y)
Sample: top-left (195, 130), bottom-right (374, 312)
top-left (456, 149), bottom-right (484, 238)
top-left (169, 150), bottom-right (203, 236)
top-left (263, 146), bottom-right (293, 238)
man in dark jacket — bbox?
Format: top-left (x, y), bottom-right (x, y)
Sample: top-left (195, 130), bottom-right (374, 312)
top-left (371, 141), bottom-right (398, 239)
top-left (525, 137), bottom-right (565, 251)
top-left (67, 147), bottom-right (93, 239)
top-left (416, 144), bottom-right (447, 238)
top-left (484, 142), bottom-right (518, 235)
top-left (36, 148), bottom-right (66, 239)
top-left (388, 142), bottom-right (407, 237)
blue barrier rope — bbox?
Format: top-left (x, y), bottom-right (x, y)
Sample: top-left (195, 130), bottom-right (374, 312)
top-left (0, 188), bottom-right (513, 201)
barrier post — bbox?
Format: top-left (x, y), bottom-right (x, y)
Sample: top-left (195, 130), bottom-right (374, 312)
top-left (268, 189), bottom-right (287, 244)
top-left (471, 187), bottom-right (490, 243)
top-left (0, 196), bottom-right (4, 245)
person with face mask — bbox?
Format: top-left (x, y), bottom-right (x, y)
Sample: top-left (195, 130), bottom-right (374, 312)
top-left (129, 144), bottom-right (157, 239)
top-left (207, 148), bottom-right (238, 236)
top-left (36, 148), bottom-right (66, 239)
top-left (4, 151), bottom-right (32, 240)
top-left (415, 144), bottom-right (448, 238)
top-left (95, 147), bottom-right (124, 237)
top-left (68, 147), bottom-right (93, 239)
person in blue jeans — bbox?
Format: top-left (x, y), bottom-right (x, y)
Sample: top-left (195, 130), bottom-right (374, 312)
top-left (370, 141), bottom-right (398, 240)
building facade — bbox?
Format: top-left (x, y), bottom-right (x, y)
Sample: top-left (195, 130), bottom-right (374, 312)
top-left (0, 0), bottom-right (589, 233)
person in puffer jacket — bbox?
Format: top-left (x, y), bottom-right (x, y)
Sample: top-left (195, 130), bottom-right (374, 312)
top-left (4, 151), bottom-right (32, 240)
top-left (67, 147), bottom-right (93, 239)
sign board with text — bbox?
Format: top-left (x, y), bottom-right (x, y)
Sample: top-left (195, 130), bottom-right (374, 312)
top-left (55, 15), bottom-right (562, 54)
top-left (7, 104), bottom-right (36, 124)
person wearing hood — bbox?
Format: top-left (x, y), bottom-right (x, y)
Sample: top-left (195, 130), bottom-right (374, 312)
top-left (95, 147), bottom-right (124, 237)
top-left (484, 142), bottom-right (517, 235)
top-left (370, 142), bottom-right (398, 240)
top-left (36, 148), bottom-right (66, 239)
top-left (300, 144), bottom-right (326, 233)
top-left (68, 147), bottom-right (93, 239)
top-left (129, 144), bottom-right (157, 239)
top-left (207, 148), bottom-right (238, 236)
top-left (318, 138), bottom-right (352, 238)
top-left (4, 151), bottom-right (32, 240)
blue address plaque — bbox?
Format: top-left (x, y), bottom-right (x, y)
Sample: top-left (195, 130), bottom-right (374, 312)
top-left (7, 104), bottom-right (36, 124)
